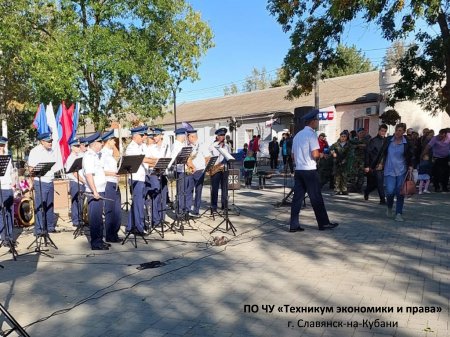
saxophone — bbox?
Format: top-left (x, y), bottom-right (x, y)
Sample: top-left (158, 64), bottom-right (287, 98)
top-left (186, 143), bottom-right (198, 175)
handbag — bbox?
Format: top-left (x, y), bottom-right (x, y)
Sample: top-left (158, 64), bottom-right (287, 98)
top-left (400, 171), bottom-right (416, 196)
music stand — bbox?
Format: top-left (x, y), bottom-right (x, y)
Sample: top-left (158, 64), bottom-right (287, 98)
top-left (118, 154), bottom-right (147, 248)
top-left (0, 303), bottom-right (30, 337)
top-left (210, 150), bottom-right (236, 236)
top-left (150, 157), bottom-right (172, 238)
top-left (200, 156), bottom-right (220, 219)
top-left (0, 155), bottom-right (17, 260)
top-left (26, 161), bottom-right (57, 257)
top-left (65, 157), bottom-right (86, 239)
top-left (170, 147), bottom-right (193, 235)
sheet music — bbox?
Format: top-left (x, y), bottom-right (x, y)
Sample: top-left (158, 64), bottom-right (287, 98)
top-left (217, 146), bottom-right (235, 162)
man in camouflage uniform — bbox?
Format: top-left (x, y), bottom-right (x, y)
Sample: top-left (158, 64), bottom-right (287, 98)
top-left (348, 128), bottom-right (370, 193)
top-left (330, 132), bottom-right (351, 195)
top-left (317, 133), bottom-right (334, 189)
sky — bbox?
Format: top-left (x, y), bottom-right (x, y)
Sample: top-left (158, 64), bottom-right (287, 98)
top-left (177, 0), bottom-right (395, 104)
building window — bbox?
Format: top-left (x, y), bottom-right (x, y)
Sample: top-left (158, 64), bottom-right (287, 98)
top-left (354, 117), bottom-right (369, 131)
top-left (245, 129), bottom-right (253, 144)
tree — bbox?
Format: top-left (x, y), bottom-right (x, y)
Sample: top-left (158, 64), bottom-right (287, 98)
top-left (267, 0), bottom-right (450, 117)
top-left (322, 45), bottom-right (374, 79)
top-left (0, 0), bottom-right (213, 129)
top-left (243, 67), bottom-right (271, 92)
top-left (224, 83), bottom-right (239, 96)
top-left (383, 40), bottom-right (408, 69)
top-left (270, 67), bottom-right (290, 87)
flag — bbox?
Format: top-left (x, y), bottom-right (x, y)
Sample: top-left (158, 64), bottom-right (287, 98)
top-left (32, 103), bottom-right (50, 134)
top-left (58, 101), bottom-right (75, 164)
top-left (55, 104), bottom-right (63, 139)
top-left (70, 102), bottom-right (80, 143)
top-left (46, 103), bottom-right (64, 172)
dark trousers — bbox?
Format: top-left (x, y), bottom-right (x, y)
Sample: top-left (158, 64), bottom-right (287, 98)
top-left (69, 180), bottom-right (85, 227)
top-left (290, 170), bottom-right (330, 229)
top-left (433, 157), bottom-right (449, 191)
top-left (0, 189), bottom-right (13, 241)
top-left (364, 170), bottom-right (385, 200)
top-left (244, 170), bottom-right (253, 186)
top-left (282, 155), bottom-right (293, 173)
top-left (186, 170), bottom-right (205, 214)
top-left (175, 172), bottom-right (189, 213)
top-left (126, 180), bottom-right (145, 232)
top-left (146, 175), bottom-right (163, 225)
top-left (211, 170), bottom-right (227, 210)
top-left (88, 193), bottom-right (105, 248)
top-left (33, 180), bottom-right (55, 235)
top-left (104, 182), bottom-right (121, 241)
top-left (269, 154), bottom-right (279, 169)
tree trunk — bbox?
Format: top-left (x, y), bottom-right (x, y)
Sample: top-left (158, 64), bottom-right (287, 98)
top-left (437, 10), bottom-right (450, 118)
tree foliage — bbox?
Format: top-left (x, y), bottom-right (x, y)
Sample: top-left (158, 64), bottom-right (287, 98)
top-left (322, 45), bottom-right (374, 79)
top-left (267, 0), bottom-right (450, 117)
top-left (0, 0), bottom-right (213, 130)
top-left (383, 40), bottom-right (409, 69)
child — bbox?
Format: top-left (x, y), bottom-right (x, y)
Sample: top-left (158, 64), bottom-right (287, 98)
top-left (243, 150), bottom-right (256, 188)
top-left (418, 153), bottom-right (432, 194)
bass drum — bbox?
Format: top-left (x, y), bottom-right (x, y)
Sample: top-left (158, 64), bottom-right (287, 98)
top-left (14, 197), bottom-right (35, 227)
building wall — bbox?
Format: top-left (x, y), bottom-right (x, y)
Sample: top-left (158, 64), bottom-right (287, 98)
top-left (334, 102), bottom-right (380, 142)
top-left (379, 100), bottom-right (450, 135)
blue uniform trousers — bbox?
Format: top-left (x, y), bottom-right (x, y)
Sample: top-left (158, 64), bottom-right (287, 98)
top-left (104, 182), bottom-right (121, 241)
top-left (290, 170), bottom-right (330, 229)
top-left (176, 172), bottom-right (189, 213)
top-left (0, 189), bottom-right (14, 241)
top-left (33, 180), bottom-right (55, 235)
top-left (127, 180), bottom-right (145, 232)
top-left (146, 175), bottom-right (162, 225)
top-left (210, 170), bottom-right (227, 210)
top-left (88, 193), bottom-right (105, 249)
top-left (186, 170), bottom-right (205, 214)
top-left (69, 180), bottom-right (85, 227)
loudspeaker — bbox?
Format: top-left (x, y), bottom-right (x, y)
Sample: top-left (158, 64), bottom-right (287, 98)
top-left (293, 106), bottom-right (314, 135)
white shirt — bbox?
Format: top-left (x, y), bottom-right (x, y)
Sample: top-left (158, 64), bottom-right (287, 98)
top-left (189, 142), bottom-right (210, 171)
top-left (292, 126), bottom-right (319, 170)
top-left (65, 151), bottom-right (84, 182)
top-left (28, 144), bottom-right (56, 183)
top-left (125, 140), bottom-right (146, 182)
top-left (83, 148), bottom-right (106, 193)
top-left (0, 157), bottom-right (13, 189)
top-left (101, 147), bottom-right (118, 183)
top-left (171, 140), bottom-right (186, 173)
top-left (209, 141), bottom-right (231, 165)
top-left (145, 143), bottom-right (170, 173)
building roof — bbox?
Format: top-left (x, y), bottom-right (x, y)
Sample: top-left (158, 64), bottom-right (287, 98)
top-left (157, 70), bottom-right (380, 126)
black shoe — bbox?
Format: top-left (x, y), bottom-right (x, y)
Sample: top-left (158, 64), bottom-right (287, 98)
top-left (48, 229), bottom-right (61, 233)
top-left (102, 242), bottom-right (112, 247)
top-left (289, 227), bottom-right (305, 232)
top-left (319, 223), bottom-right (339, 231)
top-left (92, 245), bottom-right (109, 250)
top-left (364, 192), bottom-right (369, 200)
top-left (379, 199), bottom-right (386, 205)
top-left (342, 191), bottom-right (349, 195)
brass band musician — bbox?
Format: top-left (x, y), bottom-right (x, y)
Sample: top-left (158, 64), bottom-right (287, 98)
top-left (208, 128), bottom-right (230, 212)
top-left (185, 129), bottom-right (210, 217)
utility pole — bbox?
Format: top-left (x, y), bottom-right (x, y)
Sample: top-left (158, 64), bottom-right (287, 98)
top-left (314, 64), bottom-right (321, 109)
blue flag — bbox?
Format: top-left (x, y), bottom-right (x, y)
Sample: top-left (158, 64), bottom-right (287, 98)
top-left (55, 103), bottom-right (63, 139)
top-left (32, 103), bottom-right (50, 134)
top-left (70, 102), bottom-right (80, 143)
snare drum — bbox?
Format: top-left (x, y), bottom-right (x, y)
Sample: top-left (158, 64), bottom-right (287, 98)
top-left (14, 196), bottom-right (35, 227)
